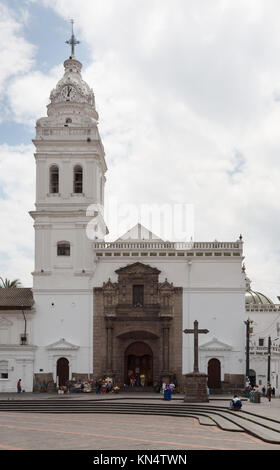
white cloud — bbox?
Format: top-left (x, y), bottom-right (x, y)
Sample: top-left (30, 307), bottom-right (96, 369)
top-left (0, 144), bottom-right (35, 287)
top-left (7, 66), bottom-right (62, 125)
top-left (0, 3), bottom-right (35, 96)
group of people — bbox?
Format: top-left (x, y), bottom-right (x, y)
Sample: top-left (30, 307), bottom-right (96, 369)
top-left (128, 372), bottom-right (146, 387)
top-left (95, 378), bottom-right (120, 394)
top-left (248, 384), bottom-right (275, 402)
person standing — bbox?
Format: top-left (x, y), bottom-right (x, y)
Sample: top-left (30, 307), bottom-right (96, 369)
top-left (17, 379), bottom-right (22, 393)
top-left (163, 384), bottom-right (172, 401)
top-left (95, 378), bottom-right (102, 394)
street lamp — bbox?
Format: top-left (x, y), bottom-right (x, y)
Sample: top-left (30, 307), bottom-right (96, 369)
top-left (268, 337), bottom-right (279, 385)
top-left (244, 318), bottom-right (253, 384)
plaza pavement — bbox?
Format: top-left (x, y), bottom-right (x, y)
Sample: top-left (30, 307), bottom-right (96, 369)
top-left (0, 393), bottom-right (279, 450)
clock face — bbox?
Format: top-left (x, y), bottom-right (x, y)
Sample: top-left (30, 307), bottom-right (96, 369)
top-left (61, 85), bottom-right (77, 101)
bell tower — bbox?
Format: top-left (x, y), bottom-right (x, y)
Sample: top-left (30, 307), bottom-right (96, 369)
top-left (30, 25), bottom-right (107, 288)
top-left (30, 24), bottom-right (107, 387)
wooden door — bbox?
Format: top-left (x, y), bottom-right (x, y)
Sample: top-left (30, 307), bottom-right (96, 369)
top-left (125, 342), bottom-right (153, 385)
top-left (56, 357), bottom-right (69, 387)
top-left (207, 358), bottom-right (221, 389)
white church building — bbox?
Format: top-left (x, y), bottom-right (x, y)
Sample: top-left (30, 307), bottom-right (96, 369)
top-left (0, 35), bottom-right (278, 395)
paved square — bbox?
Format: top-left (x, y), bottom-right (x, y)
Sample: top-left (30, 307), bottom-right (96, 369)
top-left (0, 411), bottom-right (279, 450)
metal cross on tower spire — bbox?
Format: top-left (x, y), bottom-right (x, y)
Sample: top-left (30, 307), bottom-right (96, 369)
top-left (66, 19), bottom-right (80, 58)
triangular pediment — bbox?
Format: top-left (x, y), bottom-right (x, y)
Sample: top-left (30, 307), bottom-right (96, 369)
top-left (115, 223), bottom-right (163, 242)
top-left (103, 279), bottom-right (117, 290)
top-left (46, 338), bottom-right (79, 351)
top-left (159, 279), bottom-right (174, 291)
top-left (199, 337), bottom-right (233, 351)
top-left (115, 262), bottom-right (161, 276)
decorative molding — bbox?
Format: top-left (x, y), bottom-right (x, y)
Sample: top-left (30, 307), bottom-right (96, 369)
top-left (115, 262), bottom-right (161, 276)
top-left (199, 337), bottom-right (233, 351)
top-left (46, 338), bottom-right (80, 351)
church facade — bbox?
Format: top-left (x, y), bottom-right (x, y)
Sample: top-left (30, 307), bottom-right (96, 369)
top-left (0, 45), bottom-right (250, 393)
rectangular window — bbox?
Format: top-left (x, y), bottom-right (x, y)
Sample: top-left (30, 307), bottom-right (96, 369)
top-left (74, 166), bottom-right (83, 193)
top-left (51, 175), bottom-right (59, 193)
top-left (133, 285), bottom-right (144, 307)
top-left (0, 361), bottom-right (8, 379)
top-left (259, 338), bottom-right (264, 347)
top-left (57, 243), bottom-right (70, 256)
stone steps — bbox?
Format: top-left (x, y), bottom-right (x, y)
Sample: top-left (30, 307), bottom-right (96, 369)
top-left (121, 386), bottom-right (154, 393)
top-left (0, 400), bottom-right (280, 443)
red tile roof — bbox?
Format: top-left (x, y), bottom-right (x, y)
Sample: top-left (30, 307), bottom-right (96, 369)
top-left (0, 288), bottom-right (34, 309)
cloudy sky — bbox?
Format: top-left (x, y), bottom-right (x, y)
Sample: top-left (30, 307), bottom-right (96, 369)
top-left (0, 0), bottom-right (280, 301)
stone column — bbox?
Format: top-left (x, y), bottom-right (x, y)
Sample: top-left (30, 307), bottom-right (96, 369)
top-left (161, 322), bottom-right (171, 383)
top-left (106, 322), bottom-right (114, 375)
top-left (162, 326), bottom-right (169, 372)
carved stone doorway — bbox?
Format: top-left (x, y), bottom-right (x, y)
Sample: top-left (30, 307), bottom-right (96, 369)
top-left (56, 357), bottom-right (69, 387)
top-left (124, 342), bottom-right (153, 386)
top-left (207, 358), bottom-right (221, 389)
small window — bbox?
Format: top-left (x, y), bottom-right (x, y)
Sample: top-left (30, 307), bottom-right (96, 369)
top-left (20, 334), bottom-right (28, 345)
top-left (65, 118), bottom-right (72, 124)
top-left (133, 285), bottom-right (144, 307)
top-left (0, 361), bottom-right (8, 379)
top-left (50, 165), bottom-right (59, 194)
top-left (57, 242), bottom-right (70, 256)
top-left (259, 338), bottom-right (264, 347)
top-left (73, 165), bottom-right (83, 193)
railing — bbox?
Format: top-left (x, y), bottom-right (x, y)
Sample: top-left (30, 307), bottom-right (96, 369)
top-left (249, 345), bottom-right (280, 354)
top-left (36, 127), bottom-right (98, 138)
top-left (246, 304), bottom-right (280, 312)
top-left (93, 241), bottom-right (242, 250)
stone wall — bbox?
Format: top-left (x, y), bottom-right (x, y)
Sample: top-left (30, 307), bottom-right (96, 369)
top-left (223, 373), bottom-right (245, 390)
top-left (33, 373), bottom-right (55, 392)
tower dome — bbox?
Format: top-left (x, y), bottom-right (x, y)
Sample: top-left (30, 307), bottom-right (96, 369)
top-left (49, 57), bottom-right (96, 109)
top-left (245, 277), bottom-right (274, 306)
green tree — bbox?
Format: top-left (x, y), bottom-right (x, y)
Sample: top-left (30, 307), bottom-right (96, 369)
top-left (0, 277), bottom-right (22, 288)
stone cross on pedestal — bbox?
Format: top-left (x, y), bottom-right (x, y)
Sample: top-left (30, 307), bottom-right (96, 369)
top-left (183, 320), bottom-right (210, 403)
top-left (184, 320), bottom-right (209, 373)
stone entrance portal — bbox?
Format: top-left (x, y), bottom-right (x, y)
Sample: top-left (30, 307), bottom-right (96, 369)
top-left (125, 342), bottom-right (153, 386)
top-left (93, 262), bottom-right (183, 388)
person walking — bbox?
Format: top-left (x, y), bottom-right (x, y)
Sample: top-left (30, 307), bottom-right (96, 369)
top-left (267, 384), bottom-right (272, 402)
top-left (262, 386), bottom-right (266, 397)
top-left (17, 379), bottom-right (22, 393)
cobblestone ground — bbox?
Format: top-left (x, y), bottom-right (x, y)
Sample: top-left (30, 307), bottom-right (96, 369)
top-left (0, 411), bottom-right (279, 450)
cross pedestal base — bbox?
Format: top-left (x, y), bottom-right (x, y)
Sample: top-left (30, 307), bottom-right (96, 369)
top-left (184, 372), bottom-right (209, 403)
